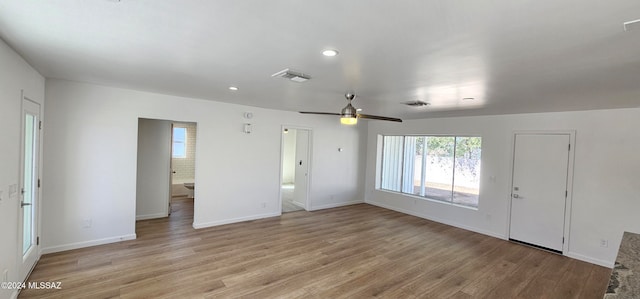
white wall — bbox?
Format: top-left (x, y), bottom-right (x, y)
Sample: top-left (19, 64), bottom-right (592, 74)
top-left (281, 129), bottom-right (297, 184)
top-left (136, 118), bottom-right (171, 220)
top-left (42, 79), bottom-right (366, 253)
top-left (0, 38), bottom-right (45, 299)
top-left (365, 108), bottom-right (640, 267)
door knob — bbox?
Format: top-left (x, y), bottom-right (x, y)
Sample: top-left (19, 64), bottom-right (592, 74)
top-left (21, 201), bottom-right (32, 207)
top-left (513, 194), bottom-right (520, 198)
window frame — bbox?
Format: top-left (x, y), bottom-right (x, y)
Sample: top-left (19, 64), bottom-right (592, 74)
top-left (172, 127), bottom-right (187, 159)
top-left (378, 134), bottom-right (482, 209)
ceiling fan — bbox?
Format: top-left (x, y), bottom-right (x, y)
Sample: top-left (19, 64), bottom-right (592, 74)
top-left (299, 93), bottom-right (403, 125)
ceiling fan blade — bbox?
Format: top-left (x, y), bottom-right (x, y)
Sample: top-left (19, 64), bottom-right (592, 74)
top-left (358, 113), bottom-right (403, 122)
top-left (299, 111), bottom-right (341, 116)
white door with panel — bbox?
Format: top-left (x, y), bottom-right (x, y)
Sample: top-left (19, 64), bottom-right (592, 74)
top-left (136, 118), bottom-right (172, 220)
top-left (509, 133), bottom-right (570, 252)
top-left (19, 97), bottom-right (41, 282)
top-left (292, 129), bottom-right (310, 209)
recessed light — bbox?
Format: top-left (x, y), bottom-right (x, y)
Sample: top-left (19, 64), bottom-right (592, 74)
top-left (462, 97), bottom-right (475, 101)
top-left (322, 49), bottom-right (339, 57)
top-left (229, 86), bottom-right (239, 91)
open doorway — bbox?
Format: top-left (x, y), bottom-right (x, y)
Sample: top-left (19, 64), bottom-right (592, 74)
top-left (135, 119), bottom-right (197, 226)
top-left (280, 126), bottom-right (311, 213)
top-left (169, 122), bottom-right (197, 215)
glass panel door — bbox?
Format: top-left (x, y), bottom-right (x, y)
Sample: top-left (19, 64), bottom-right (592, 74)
top-left (22, 113), bottom-right (36, 254)
top-left (19, 96), bottom-right (40, 282)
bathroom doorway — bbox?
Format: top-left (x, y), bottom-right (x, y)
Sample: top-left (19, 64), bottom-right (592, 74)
top-left (280, 126), bottom-right (311, 213)
top-left (135, 118), bottom-right (197, 225)
top-left (170, 122), bottom-right (197, 208)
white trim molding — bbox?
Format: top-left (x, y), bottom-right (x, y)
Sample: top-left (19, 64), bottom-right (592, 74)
top-left (309, 200), bottom-right (363, 211)
top-left (41, 234), bottom-right (137, 254)
top-left (566, 251), bottom-right (613, 268)
top-left (366, 200), bottom-right (507, 240)
top-left (193, 212), bottom-right (280, 229)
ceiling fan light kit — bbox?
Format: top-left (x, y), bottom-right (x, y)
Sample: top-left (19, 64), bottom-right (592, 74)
top-left (340, 116), bottom-right (358, 125)
top-left (300, 93), bottom-right (402, 125)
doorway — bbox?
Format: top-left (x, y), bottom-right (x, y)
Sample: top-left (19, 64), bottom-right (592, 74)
top-left (170, 122), bottom-right (197, 208)
top-left (18, 94), bottom-right (41, 282)
top-left (135, 119), bottom-right (197, 224)
top-left (509, 132), bottom-right (574, 253)
top-left (280, 127), bottom-right (311, 213)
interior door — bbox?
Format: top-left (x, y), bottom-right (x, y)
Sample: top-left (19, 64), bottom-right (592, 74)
top-left (169, 123), bottom-right (174, 215)
top-left (509, 133), bottom-right (570, 252)
top-left (135, 119), bottom-right (172, 220)
top-left (19, 96), bottom-right (40, 282)
top-left (292, 129), bottom-right (310, 209)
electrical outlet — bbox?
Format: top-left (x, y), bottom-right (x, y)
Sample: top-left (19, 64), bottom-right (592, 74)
top-left (2, 269), bottom-right (8, 282)
top-left (261, 202), bottom-right (266, 208)
top-left (600, 239), bottom-right (608, 248)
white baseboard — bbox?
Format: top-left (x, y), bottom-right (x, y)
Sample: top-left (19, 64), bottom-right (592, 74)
top-left (136, 213), bottom-right (168, 220)
top-left (309, 200), bottom-right (363, 211)
top-left (366, 200), bottom-right (506, 240)
top-left (566, 251), bottom-right (613, 268)
top-left (41, 234), bottom-right (137, 255)
top-left (193, 212), bottom-right (280, 229)
top-left (367, 200), bottom-right (615, 268)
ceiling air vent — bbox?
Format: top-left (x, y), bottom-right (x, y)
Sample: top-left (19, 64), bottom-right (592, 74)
top-left (403, 100), bottom-right (431, 107)
top-left (624, 19), bottom-right (640, 31)
top-left (271, 69), bottom-right (311, 83)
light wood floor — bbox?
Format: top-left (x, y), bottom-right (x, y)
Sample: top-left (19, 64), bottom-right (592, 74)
top-left (20, 198), bottom-right (611, 298)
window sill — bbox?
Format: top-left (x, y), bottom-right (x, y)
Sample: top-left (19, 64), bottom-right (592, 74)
top-left (374, 188), bottom-right (479, 211)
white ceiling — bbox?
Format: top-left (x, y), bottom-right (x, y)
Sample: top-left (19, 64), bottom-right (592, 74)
top-left (1, 0), bottom-right (639, 119)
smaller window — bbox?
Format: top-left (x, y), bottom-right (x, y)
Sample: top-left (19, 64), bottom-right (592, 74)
top-left (172, 127), bottom-right (187, 158)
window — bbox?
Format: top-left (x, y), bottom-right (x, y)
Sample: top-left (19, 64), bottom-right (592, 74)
top-left (380, 135), bottom-right (482, 208)
top-left (172, 127), bottom-right (187, 158)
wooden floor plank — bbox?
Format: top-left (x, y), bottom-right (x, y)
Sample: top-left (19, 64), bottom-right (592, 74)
top-left (19, 199), bottom-right (610, 298)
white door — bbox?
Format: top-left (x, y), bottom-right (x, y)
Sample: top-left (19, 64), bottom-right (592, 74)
top-left (19, 96), bottom-right (40, 282)
top-left (510, 134), bottom-right (570, 252)
top-left (169, 123), bottom-right (174, 215)
top-left (136, 119), bottom-right (172, 220)
top-left (292, 129), bottom-right (310, 209)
